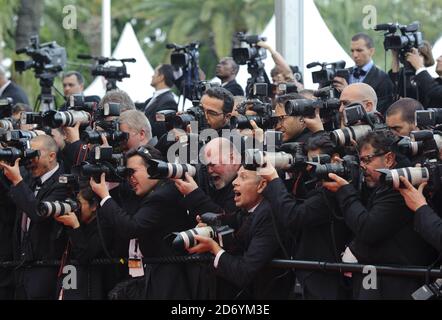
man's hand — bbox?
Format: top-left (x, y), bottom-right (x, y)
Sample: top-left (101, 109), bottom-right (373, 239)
top-left (333, 76), bottom-right (349, 93)
top-left (257, 41), bottom-right (272, 52)
top-left (406, 48), bottom-right (424, 71)
top-left (257, 158), bottom-right (279, 182)
top-left (173, 173), bottom-right (198, 196)
top-left (63, 121), bottom-right (81, 144)
top-left (55, 212), bottom-right (81, 229)
top-left (187, 234), bottom-right (222, 255)
top-left (303, 109), bottom-right (324, 133)
top-left (322, 173), bottom-right (349, 193)
top-left (89, 173), bottom-right (110, 199)
top-left (397, 176), bottom-right (428, 212)
top-left (0, 158), bottom-right (23, 186)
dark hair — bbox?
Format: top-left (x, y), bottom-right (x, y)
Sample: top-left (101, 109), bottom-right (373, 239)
top-left (386, 98), bottom-right (424, 124)
top-left (352, 33), bottom-right (374, 49)
top-left (12, 103), bottom-right (32, 114)
top-left (63, 71), bottom-right (85, 85)
top-left (306, 133), bottom-right (336, 156)
top-left (78, 186), bottom-right (100, 208)
top-left (357, 130), bottom-right (397, 154)
top-left (419, 40), bottom-right (435, 67)
top-left (223, 57), bottom-right (239, 75)
top-left (126, 144), bottom-right (164, 167)
top-left (204, 87), bottom-right (234, 114)
top-left (275, 93), bottom-right (306, 105)
top-left (158, 64), bottom-right (175, 88)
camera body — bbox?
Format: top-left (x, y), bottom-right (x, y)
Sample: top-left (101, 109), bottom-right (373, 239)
top-left (0, 137), bottom-right (40, 165)
top-left (79, 146), bottom-right (129, 182)
top-left (15, 35), bottom-right (67, 77)
top-left (171, 212), bottom-right (235, 250)
top-left (309, 155), bottom-right (361, 184)
top-left (307, 61), bottom-right (350, 87)
top-left (232, 33), bottom-right (267, 66)
top-left (169, 105), bottom-right (207, 132)
top-left (0, 98), bottom-right (14, 118)
top-left (231, 98), bottom-right (273, 130)
top-left (81, 119), bottom-right (128, 147)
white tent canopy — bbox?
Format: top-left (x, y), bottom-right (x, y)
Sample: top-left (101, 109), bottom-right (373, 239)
top-left (236, 0), bottom-right (353, 90)
top-left (84, 23), bottom-right (155, 103)
top-left (427, 36), bottom-right (442, 78)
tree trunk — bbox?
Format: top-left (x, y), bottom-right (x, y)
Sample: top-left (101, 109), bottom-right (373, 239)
top-left (15, 0), bottom-right (43, 50)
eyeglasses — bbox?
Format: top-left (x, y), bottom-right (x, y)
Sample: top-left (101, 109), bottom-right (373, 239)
top-left (359, 151), bottom-right (388, 165)
top-left (201, 105), bottom-right (225, 118)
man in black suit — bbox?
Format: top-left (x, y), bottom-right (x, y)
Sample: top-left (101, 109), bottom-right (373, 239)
top-left (216, 57), bottom-right (244, 97)
top-left (0, 135), bottom-right (68, 299)
top-left (0, 66), bottom-right (29, 106)
top-left (142, 64), bottom-right (177, 139)
top-left (60, 71), bottom-right (100, 111)
top-left (334, 33), bottom-right (394, 115)
top-left (187, 166), bottom-right (292, 299)
top-left (406, 50), bottom-right (442, 108)
top-left (90, 145), bottom-right (194, 299)
top-left (323, 131), bottom-right (437, 299)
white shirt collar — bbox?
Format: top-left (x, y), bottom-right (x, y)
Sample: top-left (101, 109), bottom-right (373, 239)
top-left (0, 80), bottom-right (11, 97)
top-left (39, 163), bottom-right (60, 185)
top-left (248, 201), bottom-right (262, 213)
top-left (153, 88), bottom-right (171, 97)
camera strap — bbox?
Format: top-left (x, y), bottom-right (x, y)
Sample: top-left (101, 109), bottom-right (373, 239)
top-left (75, 144), bottom-right (89, 166)
top-left (56, 240), bottom-right (72, 300)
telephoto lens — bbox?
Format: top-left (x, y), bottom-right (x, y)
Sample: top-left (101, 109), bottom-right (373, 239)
top-left (377, 167), bottom-right (430, 189)
top-left (37, 199), bottom-right (79, 218)
top-left (52, 110), bottom-right (91, 127)
top-left (0, 118), bottom-right (15, 131)
top-left (244, 149), bottom-right (294, 171)
top-left (172, 226), bottom-right (216, 250)
top-left (331, 125), bottom-right (372, 147)
top-left (147, 159), bottom-right (196, 179)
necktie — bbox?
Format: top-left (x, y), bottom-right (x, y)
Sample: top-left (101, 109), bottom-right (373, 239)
top-left (353, 67), bottom-right (367, 79)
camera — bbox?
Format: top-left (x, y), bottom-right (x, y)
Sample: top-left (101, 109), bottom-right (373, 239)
top-left (0, 146), bottom-right (40, 165)
top-left (0, 97), bottom-right (14, 118)
top-left (15, 35), bottom-right (67, 77)
top-left (342, 103), bottom-right (384, 128)
top-left (244, 142), bottom-right (307, 172)
top-left (230, 98), bottom-right (273, 130)
top-left (409, 130), bottom-right (442, 161)
top-left (167, 42), bottom-right (201, 101)
top-left (37, 199), bottom-right (79, 218)
top-left (0, 118), bottom-right (18, 131)
top-left (79, 146), bottom-right (130, 182)
top-left (415, 109), bottom-right (442, 127)
top-left (307, 60), bottom-right (350, 87)
top-left (81, 120), bottom-right (129, 147)
top-left (147, 159), bottom-right (196, 179)
top-left (169, 105), bottom-right (207, 131)
top-left (284, 98), bottom-right (340, 119)
top-left (0, 129), bottom-right (42, 143)
top-left (78, 54), bottom-right (136, 91)
top-left (374, 22), bottom-right (423, 74)
top-left (412, 279), bottom-right (442, 300)
top-left (309, 155), bottom-right (361, 184)
top-left (232, 33), bottom-right (267, 66)
top-left (171, 212), bottom-right (235, 250)
top-left (331, 125), bottom-right (373, 147)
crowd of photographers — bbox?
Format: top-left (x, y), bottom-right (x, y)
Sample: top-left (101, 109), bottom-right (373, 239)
top-left (0, 21), bottom-right (442, 300)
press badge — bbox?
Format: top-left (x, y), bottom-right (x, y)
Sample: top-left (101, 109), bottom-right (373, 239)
top-left (128, 258), bottom-right (144, 277)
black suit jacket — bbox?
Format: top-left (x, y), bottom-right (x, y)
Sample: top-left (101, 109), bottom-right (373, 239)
top-left (356, 65), bottom-right (394, 115)
top-left (215, 200), bottom-right (292, 299)
top-left (99, 181), bottom-right (194, 299)
top-left (8, 166), bottom-right (69, 299)
top-left (414, 205), bottom-right (442, 253)
top-left (0, 81), bottom-right (30, 106)
top-left (263, 178), bottom-right (352, 299)
top-left (143, 90), bottom-right (177, 139)
top-left (336, 184), bottom-right (438, 300)
top-left (414, 71), bottom-right (442, 108)
top-left (223, 80), bottom-right (244, 97)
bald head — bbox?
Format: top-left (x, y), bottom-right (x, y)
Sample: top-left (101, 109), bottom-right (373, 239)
top-left (340, 83), bottom-right (378, 113)
top-left (31, 135), bottom-right (59, 154)
top-left (204, 137), bottom-right (241, 166)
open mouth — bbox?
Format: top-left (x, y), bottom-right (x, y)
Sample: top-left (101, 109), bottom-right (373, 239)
top-left (234, 190), bottom-right (241, 201)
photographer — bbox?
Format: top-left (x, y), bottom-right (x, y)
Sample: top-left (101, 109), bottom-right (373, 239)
top-left (141, 64), bottom-right (178, 139)
top-left (260, 134), bottom-right (352, 299)
top-left (216, 57), bottom-right (244, 96)
top-left (174, 137), bottom-right (241, 216)
top-left (333, 33), bottom-right (393, 115)
top-left (60, 71), bottom-right (100, 111)
top-left (385, 98), bottom-right (423, 137)
top-left (0, 135), bottom-right (68, 299)
top-left (201, 87), bottom-right (235, 134)
top-left (406, 50), bottom-right (442, 108)
top-left (397, 177), bottom-right (442, 253)
top-left (323, 130), bottom-right (437, 299)
top-left (389, 41), bottom-right (435, 102)
top-left (54, 186), bottom-right (113, 300)
top-left (90, 145), bottom-right (194, 299)
top-left (187, 165), bottom-right (292, 299)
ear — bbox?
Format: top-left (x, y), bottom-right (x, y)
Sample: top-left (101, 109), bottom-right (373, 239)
top-left (49, 151), bottom-right (57, 162)
top-left (257, 178), bottom-right (268, 194)
top-left (139, 129), bottom-right (146, 140)
top-left (369, 47), bottom-right (375, 56)
top-left (365, 101), bottom-right (374, 112)
top-left (224, 112), bottom-right (232, 120)
top-left (385, 152), bottom-right (396, 168)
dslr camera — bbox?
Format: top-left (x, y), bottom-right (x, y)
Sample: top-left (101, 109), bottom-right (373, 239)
top-left (307, 60), bottom-right (350, 88)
